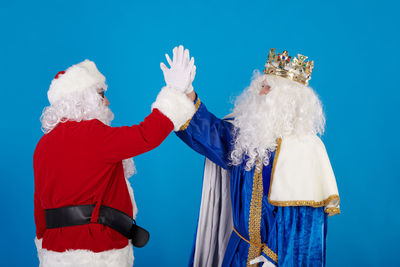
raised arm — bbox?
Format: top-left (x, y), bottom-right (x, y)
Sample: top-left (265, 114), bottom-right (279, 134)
top-left (97, 88), bottom-right (195, 163)
top-left (158, 46), bottom-right (234, 169)
top-left (98, 45), bottom-right (197, 163)
top-left (175, 92), bottom-right (234, 170)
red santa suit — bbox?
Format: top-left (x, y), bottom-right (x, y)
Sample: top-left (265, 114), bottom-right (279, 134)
top-left (34, 59), bottom-right (196, 267)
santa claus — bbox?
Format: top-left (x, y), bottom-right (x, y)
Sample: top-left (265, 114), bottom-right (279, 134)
top-left (173, 48), bottom-right (340, 266)
top-left (34, 46), bottom-right (196, 267)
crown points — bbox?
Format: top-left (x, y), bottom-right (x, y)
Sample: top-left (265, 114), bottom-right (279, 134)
top-left (263, 48), bottom-right (314, 85)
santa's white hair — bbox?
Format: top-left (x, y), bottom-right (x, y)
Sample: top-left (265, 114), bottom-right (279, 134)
top-left (40, 84), bottom-right (137, 182)
top-left (41, 85), bottom-right (114, 133)
top-left (231, 70), bottom-right (325, 171)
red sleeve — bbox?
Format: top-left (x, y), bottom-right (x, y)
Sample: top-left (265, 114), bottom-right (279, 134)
top-left (96, 108), bottom-right (174, 163)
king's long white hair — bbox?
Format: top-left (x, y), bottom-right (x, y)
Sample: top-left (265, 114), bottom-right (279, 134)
top-left (230, 71), bottom-right (325, 171)
top-left (40, 86), bottom-right (114, 134)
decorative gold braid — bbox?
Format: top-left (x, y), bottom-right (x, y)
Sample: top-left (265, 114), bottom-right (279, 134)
top-left (268, 138), bottom-right (282, 202)
top-left (179, 97), bottom-right (201, 131)
top-left (263, 246), bottom-right (278, 263)
top-left (247, 164), bottom-right (264, 266)
top-left (268, 138), bottom-right (341, 216)
top-left (268, 195), bottom-right (340, 208)
top-left (233, 227), bottom-right (278, 264)
top-left (325, 207), bottom-right (341, 216)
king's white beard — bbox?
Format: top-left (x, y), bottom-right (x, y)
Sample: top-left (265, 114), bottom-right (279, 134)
top-left (230, 73), bottom-right (325, 171)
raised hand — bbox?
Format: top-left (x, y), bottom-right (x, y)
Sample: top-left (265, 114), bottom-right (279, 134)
top-left (160, 45), bottom-right (196, 94)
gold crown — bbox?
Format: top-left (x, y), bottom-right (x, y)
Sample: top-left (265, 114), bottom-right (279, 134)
top-left (263, 48), bottom-right (314, 85)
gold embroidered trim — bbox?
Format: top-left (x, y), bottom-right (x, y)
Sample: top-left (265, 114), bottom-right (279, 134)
top-left (267, 138), bottom-right (282, 202)
top-left (233, 227), bottom-right (278, 263)
top-left (263, 246), bottom-right (278, 263)
top-left (179, 97), bottom-right (201, 131)
top-left (325, 207), bottom-right (341, 216)
top-left (268, 138), bottom-right (341, 216)
top-left (268, 194), bottom-right (340, 208)
top-left (247, 164), bottom-right (264, 266)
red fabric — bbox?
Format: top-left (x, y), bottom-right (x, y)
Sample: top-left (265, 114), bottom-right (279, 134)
top-left (33, 108), bottom-right (173, 252)
top-left (54, 71), bottom-right (66, 79)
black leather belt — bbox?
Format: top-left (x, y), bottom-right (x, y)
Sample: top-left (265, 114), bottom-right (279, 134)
top-left (45, 204), bottom-right (149, 248)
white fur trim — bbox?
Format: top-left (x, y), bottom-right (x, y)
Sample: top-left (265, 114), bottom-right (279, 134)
top-left (35, 237), bottom-right (134, 267)
top-left (48, 59), bottom-right (107, 105)
top-left (151, 87), bottom-right (196, 131)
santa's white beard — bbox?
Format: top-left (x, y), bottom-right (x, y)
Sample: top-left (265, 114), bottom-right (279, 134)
top-left (101, 106), bottom-right (115, 126)
top-left (122, 158), bottom-right (137, 179)
top-left (122, 157), bottom-right (138, 218)
top-left (230, 72), bottom-right (325, 171)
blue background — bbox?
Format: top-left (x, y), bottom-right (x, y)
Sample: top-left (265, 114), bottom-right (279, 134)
top-left (0, 0), bottom-right (399, 266)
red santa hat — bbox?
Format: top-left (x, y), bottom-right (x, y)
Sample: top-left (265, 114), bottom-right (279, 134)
top-left (47, 59), bottom-right (107, 105)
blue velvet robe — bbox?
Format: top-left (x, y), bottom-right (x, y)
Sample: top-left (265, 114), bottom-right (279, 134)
top-left (176, 99), bottom-right (327, 267)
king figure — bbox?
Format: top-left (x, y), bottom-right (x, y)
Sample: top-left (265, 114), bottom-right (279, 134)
top-left (169, 48), bottom-right (340, 267)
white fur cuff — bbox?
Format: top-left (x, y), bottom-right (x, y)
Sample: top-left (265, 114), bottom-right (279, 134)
top-left (34, 237), bottom-right (134, 267)
top-left (151, 87), bottom-right (196, 131)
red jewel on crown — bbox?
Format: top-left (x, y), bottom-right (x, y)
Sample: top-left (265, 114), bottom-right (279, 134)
top-left (263, 48), bottom-right (314, 86)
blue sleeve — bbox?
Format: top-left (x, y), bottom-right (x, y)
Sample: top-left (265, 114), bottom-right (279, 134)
top-left (175, 97), bottom-right (234, 170)
top-left (276, 206), bottom-right (327, 267)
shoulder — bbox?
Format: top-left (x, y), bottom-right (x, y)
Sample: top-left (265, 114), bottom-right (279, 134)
top-left (279, 134), bottom-right (329, 160)
top-left (282, 134), bottom-right (324, 146)
top-left (82, 119), bottom-right (112, 132)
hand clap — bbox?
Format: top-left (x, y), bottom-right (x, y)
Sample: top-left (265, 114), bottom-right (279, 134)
top-left (160, 45), bottom-right (196, 94)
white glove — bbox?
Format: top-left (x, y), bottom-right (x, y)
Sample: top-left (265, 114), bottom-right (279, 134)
top-left (187, 60), bottom-right (196, 94)
top-left (249, 256), bottom-right (276, 267)
top-left (160, 45), bottom-right (196, 94)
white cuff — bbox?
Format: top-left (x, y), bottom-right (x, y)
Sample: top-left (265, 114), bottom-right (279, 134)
top-left (250, 256), bottom-right (276, 267)
top-left (151, 87), bottom-right (196, 131)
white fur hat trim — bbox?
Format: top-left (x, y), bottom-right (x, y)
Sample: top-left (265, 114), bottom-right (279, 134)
top-left (47, 59), bottom-right (107, 105)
